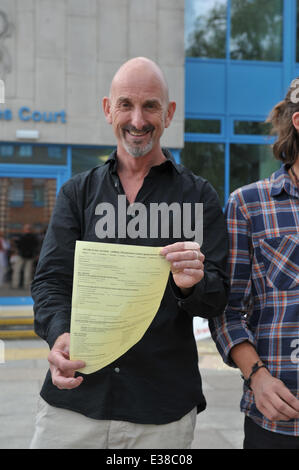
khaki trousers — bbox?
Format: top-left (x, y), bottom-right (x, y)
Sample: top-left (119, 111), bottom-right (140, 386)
top-left (11, 255), bottom-right (33, 289)
top-left (30, 398), bottom-right (197, 449)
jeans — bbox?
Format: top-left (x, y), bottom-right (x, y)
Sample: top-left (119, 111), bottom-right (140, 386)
top-left (244, 416), bottom-right (299, 449)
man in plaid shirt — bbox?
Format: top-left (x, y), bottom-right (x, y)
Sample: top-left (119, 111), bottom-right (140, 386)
top-left (210, 80), bottom-right (299, 449)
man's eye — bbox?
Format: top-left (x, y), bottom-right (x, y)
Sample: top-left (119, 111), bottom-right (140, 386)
top-left (145, 103), bottom-right (160, 110)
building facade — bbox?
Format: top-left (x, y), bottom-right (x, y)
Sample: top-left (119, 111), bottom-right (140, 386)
top-left (0, 0), bottom-right (298, 305)
top-left (0, 0), bottom-right (184, 304)
top-left (183, 0), bottom-right (297, 206)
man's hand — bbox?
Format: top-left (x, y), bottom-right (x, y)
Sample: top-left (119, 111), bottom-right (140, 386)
top-left (251, 367), bottom-right (299, 422)
top-left (48, 333), bottom-right (86, 390)
top-left (160, 241), bottom-right (204, 291)
top-left (231, 342), bottom-right (299, 422)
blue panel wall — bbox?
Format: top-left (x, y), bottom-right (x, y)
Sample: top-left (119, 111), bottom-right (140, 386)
top-left (228, 63), bottom-right (283, 117)
top-left (185, 60), bottom-right (285, 119)
top-left (185, 59), bottom-right (226, 116)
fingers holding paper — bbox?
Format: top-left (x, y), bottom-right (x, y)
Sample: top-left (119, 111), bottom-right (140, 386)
top-left (48, 333), bottom-right (86, 390)
top-left (160, 241), bottom-right (204, 290)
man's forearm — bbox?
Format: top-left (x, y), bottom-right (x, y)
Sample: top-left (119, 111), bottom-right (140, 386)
top-left (231, 341), bottom-right (299, 421)
top-left (230, 341), bottom-right (264, 378)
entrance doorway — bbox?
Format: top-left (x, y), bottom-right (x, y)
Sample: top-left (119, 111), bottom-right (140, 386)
top-left (0, 177), bottom-right (56, 298)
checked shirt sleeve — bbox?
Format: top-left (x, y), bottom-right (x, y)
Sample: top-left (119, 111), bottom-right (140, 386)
top-left (209, 192), bottom-right (256, 367)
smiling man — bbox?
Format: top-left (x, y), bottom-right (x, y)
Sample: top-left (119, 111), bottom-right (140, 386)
top-left (102, 58), bottom-right (176, 206)
top-left (30, 57), bottom-right (228, 449)
top-left (103, 58), bottom-right (173, 161)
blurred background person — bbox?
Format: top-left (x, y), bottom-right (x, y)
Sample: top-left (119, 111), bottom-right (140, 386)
top-left (0, 230), bottom-right (9, 287)
top-left (11, 224), bottom-right (39, 290)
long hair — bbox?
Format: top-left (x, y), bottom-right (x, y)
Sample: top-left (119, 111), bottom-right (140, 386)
top-left (266, 79), bottom-right (299, 165)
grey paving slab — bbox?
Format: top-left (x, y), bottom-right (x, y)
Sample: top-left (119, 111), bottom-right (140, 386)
top-left (192, 428), bottom-right (236, 450)
top-left (0, 339), bottom-right (245, 449)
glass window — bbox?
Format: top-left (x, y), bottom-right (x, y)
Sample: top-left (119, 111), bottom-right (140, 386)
top-left (48, 146), bottom-right (63, 159)
top-left (185, 119), bottom-right (221, 134)
top-left (185, 0), bottom-right (227, 59)
top-left (8, 179), bottom-right (24, 207)
top-left (230, 0), bottom-right (283, 61)
top-left (234, 120), bottom-right (271, 135)
top-left (181, 142), bottom-right (225, 205)
top-left (0, 145), bottom-right (14, 157)
top-left (72, 146), bottom-right (115, 176)
top-left (19, 145), bottom-right (32, 158)
top-left (0, 177), bottom-right (57, 293)
top-left (0, 145), bottom-right (67, 165)
top-left (230, 144), bottom-right (280, 193)
top-left (32, 179), bottom-right (45, 207)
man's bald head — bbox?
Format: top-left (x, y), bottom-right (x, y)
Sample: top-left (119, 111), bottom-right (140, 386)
top-left (109, 57), bottom-right (170, 104)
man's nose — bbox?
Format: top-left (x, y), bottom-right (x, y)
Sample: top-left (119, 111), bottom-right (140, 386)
top-left (130, 107), bottom-right (147, 130)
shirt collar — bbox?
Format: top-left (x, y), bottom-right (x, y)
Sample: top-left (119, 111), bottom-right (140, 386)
top-left (270, 164), bottom-right (299, 198)
top-left (105, 148), bottom-right (183, 175)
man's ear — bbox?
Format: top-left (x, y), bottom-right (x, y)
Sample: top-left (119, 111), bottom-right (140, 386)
top-left (165, 101), bottom-right (176, 128)
top-left (292, 112), bottom-right (299, 131)
top-left (102, 97), bottom-right (112, 124)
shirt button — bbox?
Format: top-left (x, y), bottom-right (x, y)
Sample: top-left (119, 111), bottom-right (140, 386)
top-left (114, 367), bottom-right (120, 373)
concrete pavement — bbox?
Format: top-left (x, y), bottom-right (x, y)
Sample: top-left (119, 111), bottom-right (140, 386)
top-left (0, 338), bottom-right (244, 449)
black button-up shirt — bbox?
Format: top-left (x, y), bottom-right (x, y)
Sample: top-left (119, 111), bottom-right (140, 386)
top-left (32, 149), bottom-right (228, 424)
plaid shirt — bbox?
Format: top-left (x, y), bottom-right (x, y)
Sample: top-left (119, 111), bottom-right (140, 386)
top-left (210, 164), bottom-right (299, 436)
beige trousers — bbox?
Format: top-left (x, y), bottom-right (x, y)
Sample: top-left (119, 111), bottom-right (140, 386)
top-left (11, 255), bottom-right (33, 289)
top-left (30, 398), bottom-right (197, 449)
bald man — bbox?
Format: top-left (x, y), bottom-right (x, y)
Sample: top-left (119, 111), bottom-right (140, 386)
top-left (30, 57), bottom-right (228, 449)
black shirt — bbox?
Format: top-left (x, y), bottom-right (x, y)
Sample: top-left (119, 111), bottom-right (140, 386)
top-left (32, 149), bottom-right (228, 424)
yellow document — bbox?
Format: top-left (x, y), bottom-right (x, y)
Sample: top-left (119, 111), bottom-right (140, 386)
top-left (70, 241), bottom-right (170, 374)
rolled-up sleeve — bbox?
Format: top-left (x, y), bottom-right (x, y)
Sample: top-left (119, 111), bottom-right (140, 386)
top-left (209, 194), bottom-right (256, 367)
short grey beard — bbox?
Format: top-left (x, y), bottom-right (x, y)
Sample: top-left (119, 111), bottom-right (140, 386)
top-left (123, 140), bottom-right (154, 158)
